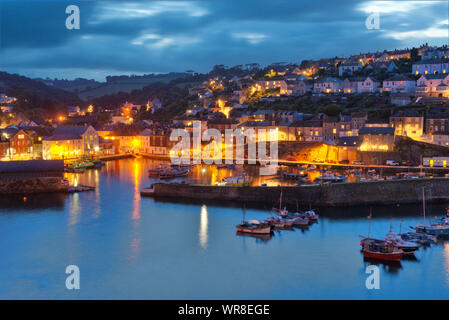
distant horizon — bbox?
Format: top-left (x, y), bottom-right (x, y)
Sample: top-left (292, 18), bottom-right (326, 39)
top-left (1, 41), bottom-right (445, 82)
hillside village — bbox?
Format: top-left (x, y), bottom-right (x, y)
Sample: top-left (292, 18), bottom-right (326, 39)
top-left (2, 44), bottom-right (449, 163)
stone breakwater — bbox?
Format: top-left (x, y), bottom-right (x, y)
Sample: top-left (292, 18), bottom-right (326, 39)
top-left (147, 178), bottom-right (449, 206)
top-left (0, 177), bottom-right (69, 194)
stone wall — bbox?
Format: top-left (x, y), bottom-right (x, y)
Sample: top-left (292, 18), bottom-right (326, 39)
top-left (0, 177), bottom-right (69, 194)
top-left (150, 178), bottom-right (449, 207)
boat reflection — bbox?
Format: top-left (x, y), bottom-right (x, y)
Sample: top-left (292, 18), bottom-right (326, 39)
top-left (236, 231), bottom-right (274, 243)
top-left (363, 258), bottom-right (403, 274)
top-left (401, 254), bottom-right (419, 262)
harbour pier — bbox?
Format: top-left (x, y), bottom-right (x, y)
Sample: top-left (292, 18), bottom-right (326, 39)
top-left (144, 178), bottom-right (449, 207)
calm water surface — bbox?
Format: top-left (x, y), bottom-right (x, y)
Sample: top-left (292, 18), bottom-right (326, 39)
top-left (0, 158), bottom-right (448, 299)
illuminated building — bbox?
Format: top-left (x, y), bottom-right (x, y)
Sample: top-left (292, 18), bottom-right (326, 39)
top-left (413, 59), bottom-right (449, 76)
top-left (358, 127), bottom-right (395, 152)
top-left (42, 125), bottom-right (99, 160)
top-left (389, 111), bottom-right (424, 140)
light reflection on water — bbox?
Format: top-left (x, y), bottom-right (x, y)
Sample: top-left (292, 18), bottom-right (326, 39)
top-left (0, 158), bottom-right (449, 299)
top-left (199, 205), bottom-right (208, 249)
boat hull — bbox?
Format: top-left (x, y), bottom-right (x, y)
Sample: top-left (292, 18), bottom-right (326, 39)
top-left (362, 250), bottom-right (403, 262)
top-left (235, 226), bottom-right (272, 234)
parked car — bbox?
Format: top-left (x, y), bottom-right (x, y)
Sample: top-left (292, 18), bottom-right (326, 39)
top-left (386, 160), bottom-right (400, 166)
top-left (339, 160), bottom-right (349, 164)
top-left (352, 160), bottom-right (365, 165)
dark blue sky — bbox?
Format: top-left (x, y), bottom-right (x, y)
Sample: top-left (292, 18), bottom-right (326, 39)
top-left (0, 0), bottom-right (448, 80)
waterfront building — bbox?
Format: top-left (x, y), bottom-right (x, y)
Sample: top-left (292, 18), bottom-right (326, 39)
top-left (389, 111), bottom-right (424, 140)
top-left (42, 125), bottom-right (99, 160)
top-left (358, 127), bottom-right (395, 151)
top-left (137, 130), bottom-right (176, 156)
top-left (336, 136), bottom-right (362, 161)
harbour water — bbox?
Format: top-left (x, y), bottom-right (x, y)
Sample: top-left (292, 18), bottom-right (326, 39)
top-left (0, 158), bottom-right (448, 299)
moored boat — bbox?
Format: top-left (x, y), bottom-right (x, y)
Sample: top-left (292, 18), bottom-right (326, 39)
top-left (314, 173), bottom-right (346, 183)
top-left (304, 209), bottom-right (319, 221)
top-left (158, 168), bottom-right (190, 179)
top-left (400, 231), bottom-right (437, 245)
top-left (215, 175), bottom-right (252, 187)
top-left (360, 237), bottom-right (404, 262)
top-left (148, 166), bottom-right (169, 176)
top-left (385, 231), bottom-right (420, 254)
top-left (235, 220), bottom-right (272, 234)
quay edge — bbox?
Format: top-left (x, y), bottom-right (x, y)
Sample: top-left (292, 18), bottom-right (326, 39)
top-left (145, 178), bottom-right (449, 207)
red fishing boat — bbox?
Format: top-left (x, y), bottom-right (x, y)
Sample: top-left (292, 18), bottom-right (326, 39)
top-left (361, 238), bottom-right (404, 262)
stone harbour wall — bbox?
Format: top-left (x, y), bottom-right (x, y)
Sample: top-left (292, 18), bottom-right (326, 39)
top-left (150, 178), bottom-right (449, 207)
top-left (0, 177), bottom-right (69, 194)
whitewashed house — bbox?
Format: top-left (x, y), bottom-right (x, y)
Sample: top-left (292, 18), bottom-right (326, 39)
top-left (343, 77), bottom-right (379, 94)
top-left (412, 59), bottom-right (449, 75)
top-left (382, 75), bottom-right (416, 93)
top-left (314, 77), bottom-right (343, 94)
top-left (416, 74), bottom-right (449, 97)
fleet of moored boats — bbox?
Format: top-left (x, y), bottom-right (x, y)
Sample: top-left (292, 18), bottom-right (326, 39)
top-left (360, 188), bottom-right (449, 262)
top-left (235, 192), bottom-right (319, 235)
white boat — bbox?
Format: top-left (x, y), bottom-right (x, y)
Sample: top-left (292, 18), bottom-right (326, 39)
top-left (215, 175), bottom-right (252, 187)
top-left (385, 231), bottom-right (420, 254)
top-left (304, 210), bottom-right (319, 221)
top-left (314, 173), bottom-right (346, 183)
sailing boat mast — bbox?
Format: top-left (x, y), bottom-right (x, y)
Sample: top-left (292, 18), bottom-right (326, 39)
top-left (279, 191), bottom-right (282, 211)
top-left (242, 204), bottom-right (246, 224)
top-left (422, 187), bottom-right (426, 225)
top-left (368, 207), bottom-right (372, 238)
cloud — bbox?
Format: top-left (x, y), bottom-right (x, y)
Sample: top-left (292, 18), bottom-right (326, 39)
top-left (91, 1), bottom-right (209, 23)
top-left (385, 27), bottom-right (449, 41)
top-left (357, 1), bottom-right (438, 14)
top-left (232, 33), bottom-right (268, 44)
top-left (0, 0), bottom-right (448, 80)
